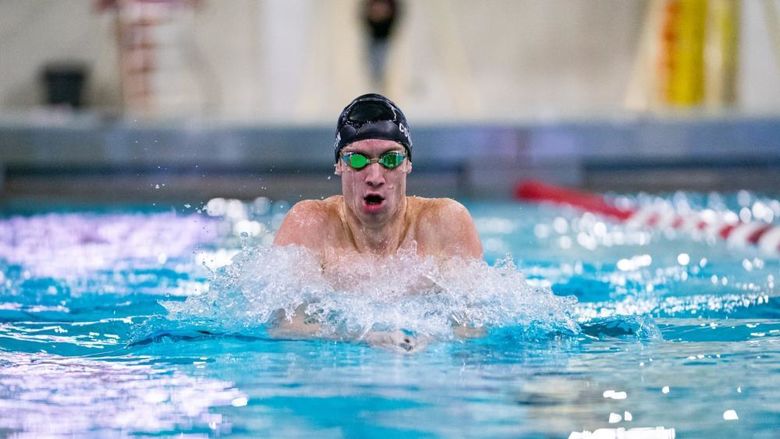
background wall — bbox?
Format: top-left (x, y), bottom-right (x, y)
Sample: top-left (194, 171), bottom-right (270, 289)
top-left (2, 0), bottom-right (780, 200)
top-left (3, 0), bottom-right (777, 122)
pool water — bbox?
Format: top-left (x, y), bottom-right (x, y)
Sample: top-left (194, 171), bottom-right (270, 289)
top-left (1, 193), bottom-right (779, 438)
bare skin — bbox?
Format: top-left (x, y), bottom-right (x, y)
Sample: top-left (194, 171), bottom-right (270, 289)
top-left (272, 139), bottom-right (483, 350)
top-left (274, 139), bottom-right (482, 260)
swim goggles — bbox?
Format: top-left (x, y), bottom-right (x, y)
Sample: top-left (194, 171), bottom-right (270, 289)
top-left (340, 151), bottom-right (407, 170)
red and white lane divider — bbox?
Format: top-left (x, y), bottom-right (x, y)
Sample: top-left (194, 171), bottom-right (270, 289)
top-left (514, 180), bottom-right (780, 254)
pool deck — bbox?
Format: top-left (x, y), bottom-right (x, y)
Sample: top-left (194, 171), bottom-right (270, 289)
top-left (1, 112), bottom-right (780, 201)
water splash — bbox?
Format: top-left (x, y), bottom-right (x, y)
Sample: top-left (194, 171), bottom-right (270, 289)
top-left (164, 245), bottom-right (579, 341)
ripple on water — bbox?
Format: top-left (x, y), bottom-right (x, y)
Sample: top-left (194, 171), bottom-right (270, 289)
top-left (0, 352), bottom-right (246, 436)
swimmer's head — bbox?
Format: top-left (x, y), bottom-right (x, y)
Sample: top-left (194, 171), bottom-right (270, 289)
top-left (334, 93), bottom-right (412, 162)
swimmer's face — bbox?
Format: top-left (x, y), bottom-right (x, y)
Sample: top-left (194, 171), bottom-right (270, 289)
top-left (336, 138), bottom-right (411, 223)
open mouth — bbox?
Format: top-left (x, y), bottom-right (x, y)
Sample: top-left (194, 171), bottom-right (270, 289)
top-left (364, 194), bottom-right (385, 206)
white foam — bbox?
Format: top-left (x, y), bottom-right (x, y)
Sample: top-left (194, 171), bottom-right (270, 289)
top-left (166, 244), bottom-right (579, 340)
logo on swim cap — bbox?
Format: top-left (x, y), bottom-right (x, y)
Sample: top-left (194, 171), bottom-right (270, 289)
top-left (398, 122), bottom-right (411, 144)
top-left (334, 93), bottom-right (412, 162)
top-left (333, 132), bottom-right (341, 150)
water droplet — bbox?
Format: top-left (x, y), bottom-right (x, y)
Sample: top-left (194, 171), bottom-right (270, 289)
top-left (722, 409), bottom-right (738, 421)
top-left (231, 397), bottom-right (249, 407)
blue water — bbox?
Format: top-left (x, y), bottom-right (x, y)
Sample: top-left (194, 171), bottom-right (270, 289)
top-left (1, 194), bottom-right (779, 438)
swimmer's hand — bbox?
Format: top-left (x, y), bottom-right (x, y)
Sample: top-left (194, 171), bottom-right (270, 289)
top-left (362, 330), bottom-right (428, 353)
top-left (267, 305), bottom-right (322, 338)
top-left (267, 305), bottom-right (431, 353)
top-left (452, 325), bottom-right (486, 338)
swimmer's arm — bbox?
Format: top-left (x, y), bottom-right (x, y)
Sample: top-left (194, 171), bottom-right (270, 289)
top-left (269, 308), bottom-right (427, 352)
top-left (416, 200), bottom-right (485, 338)
top-left (268, 305), bottom-right (322, 338)
top-left (273, 200), bottom-right (328, 250)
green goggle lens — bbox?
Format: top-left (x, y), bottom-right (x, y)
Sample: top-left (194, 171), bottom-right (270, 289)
top-left (342, 152), bottom-right (406, 170)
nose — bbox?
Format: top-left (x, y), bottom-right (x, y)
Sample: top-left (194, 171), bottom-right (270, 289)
top-left (363, 162), bottom-right (385, 187)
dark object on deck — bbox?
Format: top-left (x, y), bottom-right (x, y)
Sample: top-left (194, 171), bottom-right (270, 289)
top-left (41, 62), bottom-right (88, 108)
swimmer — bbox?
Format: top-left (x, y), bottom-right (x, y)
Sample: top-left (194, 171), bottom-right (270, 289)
top-left (272, 93), bottom-right (483, 351)
top-left (274, 93), bottom-right (482, 260)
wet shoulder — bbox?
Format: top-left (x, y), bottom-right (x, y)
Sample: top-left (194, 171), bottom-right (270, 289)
top-left (289, 197), bottom-right (339, 222)
top-left (411, 196), bottom-right (468, 222)
top-left (273, 197), bottom-right (343, 248)
top-left (410, 196), bottom-right (470, 234)
top-left (410, 196), bottom-right (482, 258)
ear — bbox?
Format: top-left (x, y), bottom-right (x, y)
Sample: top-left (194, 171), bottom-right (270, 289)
top-left (334, 162), bottom-right (342, 176)
top-left (405, 161), bottom-right (412, 174)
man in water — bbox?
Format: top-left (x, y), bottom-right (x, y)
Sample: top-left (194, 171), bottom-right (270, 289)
top-left (272, 93), bottom-right (482, 349)
top-left (274, 93), bottom-right (482, 261)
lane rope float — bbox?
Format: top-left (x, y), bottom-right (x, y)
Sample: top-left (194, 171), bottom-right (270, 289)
top-left (514, 180), bottom-right (780, 254)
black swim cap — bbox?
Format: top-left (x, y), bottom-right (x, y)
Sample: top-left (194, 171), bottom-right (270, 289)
top-left (334, 93), bottom-right (412, 162)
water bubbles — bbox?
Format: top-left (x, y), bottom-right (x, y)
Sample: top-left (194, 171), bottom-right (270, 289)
top-left (533, 224), bottom-right (550, 239)
top-left (751, 201), bottom-right (774, 223)
top-left (739, 207), bottom-right (752, 223)
top-left (553, 217), bottom-right (569, 234)
top-left (233, 220), bottom-right (266, 238)
top-left (251, 197), bottom-right (271, 216)
top-left (483, 238), bottom-right (509, 254)
top-left (677, 253), bottom-right (690, 266)
top-left (592, 221), bottom-right (607, 237)
top-left (206, 198), bottom-right (227, 216)
top-left (722, 210), bottom-right (740, 225)
top-left (708, 192), bottom-right (726, 210)
top-left (737, 190), bottom-right (752, 207)
top-left (576, 232), bottom-right (598, 251)
top-left (616, 255), bottom-right (652, 272)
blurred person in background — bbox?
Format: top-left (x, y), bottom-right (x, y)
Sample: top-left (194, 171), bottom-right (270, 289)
top-left (362, 0), bottom-right (401, 90)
